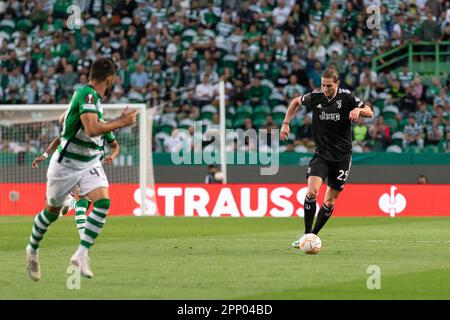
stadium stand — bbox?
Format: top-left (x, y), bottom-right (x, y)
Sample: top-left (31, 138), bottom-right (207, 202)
top-left (0, 0), bottom-right (449, 155)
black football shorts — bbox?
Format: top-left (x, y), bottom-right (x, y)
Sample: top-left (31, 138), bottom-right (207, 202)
top-left (306, 154), bottom-right (352, 191)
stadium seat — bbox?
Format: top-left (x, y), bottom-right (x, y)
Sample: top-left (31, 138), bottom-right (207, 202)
top-left (233, 116), bottom-right (246, 128)
top-left (272, 105), bottom-right (288, 115)
top-left (0, 31), bottom-right (10, 42)
top-left (252, 115), bottom-right (267, 128)
top-left (391, 131), bottom-right (404, 147)
top-left (178, 118), bottom-right (194, 130)
top-left (235, 105), bottom-right (253, 118)
top-left (253, 105), bottom-right (271, 118)
top-left (0, 19), bottom-right (15, 35)
top-left (384, 117), bottom-right (398, 132)
top-left (16, 19), bottom-right (32, 32)
top-left (386, 145), bottom-right (403, 153)
top-left (120, 17), bottom-right (132, 27)
top-left (295, 145), bottom-right (308, 153)
top-left (424, 145), bottom-right (439, 153)
top-left (383, 105), bottom-right (399, 119)
top-left (269, 92), bottom-right (285, 108)
top-left (352, 145), bottom-right (364, 153)
top-left (200, 104), bottom-right (217, 121)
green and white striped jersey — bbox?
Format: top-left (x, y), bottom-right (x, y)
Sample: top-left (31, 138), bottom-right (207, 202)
top-left (55, 85), bottom-right (115, 169)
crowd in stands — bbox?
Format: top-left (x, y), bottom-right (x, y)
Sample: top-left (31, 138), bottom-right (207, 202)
top-left (0, 0), bottom-right (449, 155)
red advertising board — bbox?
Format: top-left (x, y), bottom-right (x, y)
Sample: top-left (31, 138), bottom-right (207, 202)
top-left (1, 183), bottom-right (449, 217)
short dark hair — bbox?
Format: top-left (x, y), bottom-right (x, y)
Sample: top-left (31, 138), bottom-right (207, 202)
top-left (89, 57), bottom-right (118, 82)
top-left (322, 67), bottom-right (339, 83)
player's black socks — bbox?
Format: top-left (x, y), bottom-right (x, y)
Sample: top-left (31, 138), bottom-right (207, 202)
top-left (304, 195), bottom-right (316, 234)
top-left (312, 204), bottom-right (334, 235)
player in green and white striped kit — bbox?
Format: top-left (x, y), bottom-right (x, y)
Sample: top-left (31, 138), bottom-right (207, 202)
top-left (32, 133), bottom-right (120, 238)
top-left (26, 57), bottom-right (136, 281)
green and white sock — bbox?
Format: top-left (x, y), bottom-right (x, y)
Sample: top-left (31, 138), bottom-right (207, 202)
top-left (76, 199), bottom-right (110, 256)
top-left (28, 209), bottom-right (59, 252)
top-left (75, 199), bottom-right (90, 238)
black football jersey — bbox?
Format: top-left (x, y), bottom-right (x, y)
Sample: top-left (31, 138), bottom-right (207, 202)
top-left (300, 88), bottom-right (366, 161)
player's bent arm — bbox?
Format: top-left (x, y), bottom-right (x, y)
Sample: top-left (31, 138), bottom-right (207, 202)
top-left (359, 104), bottom-right (374, 118)
top-left (282, 96), bottom-right (302, 125)
top-left (32, 137), bottom-right (61, 168)
top-left (81, 109), bottom-right (135, 137)
top-left (109, 140), bottom-right (120, 160)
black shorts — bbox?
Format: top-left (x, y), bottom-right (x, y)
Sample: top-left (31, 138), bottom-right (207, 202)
top-left (306, 154), bottom-right (352, 191)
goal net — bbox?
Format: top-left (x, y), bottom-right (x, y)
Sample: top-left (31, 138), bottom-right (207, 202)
top-left (0, 104), bottom-right (158, 216)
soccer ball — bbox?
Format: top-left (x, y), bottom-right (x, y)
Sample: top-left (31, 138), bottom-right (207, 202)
top-left (299, 233), bottom-right (322, 254)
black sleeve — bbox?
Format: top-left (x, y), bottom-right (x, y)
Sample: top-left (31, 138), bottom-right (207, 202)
top-left (347, 93), bottom-right (365, 110)
top-left (300, 92), bottom-right (312, 112)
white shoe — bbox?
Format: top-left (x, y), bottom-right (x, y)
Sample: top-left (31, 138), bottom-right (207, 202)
top-left (26, 246), bottom-right (41, 281)
top-left (70, 253), bottom-right (93, 278)
top-left (291, 234), bottom-right (305, 249)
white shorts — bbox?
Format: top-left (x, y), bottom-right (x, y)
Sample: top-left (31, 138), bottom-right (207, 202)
top-left (46, 158), bottom-right (109, 207)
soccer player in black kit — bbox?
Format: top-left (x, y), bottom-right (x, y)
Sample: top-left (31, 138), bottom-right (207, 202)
top-left (280, 68), bottom-right (373, 248)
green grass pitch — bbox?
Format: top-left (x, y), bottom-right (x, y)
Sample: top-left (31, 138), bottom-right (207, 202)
top-left (1, 216), bottom-right (450, 299)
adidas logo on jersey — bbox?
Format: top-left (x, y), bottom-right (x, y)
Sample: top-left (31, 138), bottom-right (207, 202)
top-left (319, 111), bottom-right (340, 121)
top-left (317, 104), bottom-right (322, 109)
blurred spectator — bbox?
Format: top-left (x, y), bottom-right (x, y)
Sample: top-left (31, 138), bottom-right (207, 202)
top-left (403, 115), bottom-right (424, 150)
top-left (205, 165), bottom-right (221, 184)
top-left (195, 74), bottom-right (216, 107)
top-left (424, 115), bottom-right (445, 146)
top-left (368, 116), bottom-right (391, 151)
top-left (417, 174), bottom-right (430, 184)
top-left (420, 11), bottom-right (441, 41)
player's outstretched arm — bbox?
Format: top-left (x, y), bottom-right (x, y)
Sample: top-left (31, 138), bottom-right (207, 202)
top-left (280, 96), bottom-right (302, 141)
top-left (102, 140), bottom-right (120, 166)
top-left (32, 137), bottom-right (61, 168)
top-left (81, 106), bottom-right (136, 137)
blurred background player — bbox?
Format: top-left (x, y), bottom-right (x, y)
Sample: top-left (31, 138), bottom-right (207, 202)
top-left (26, 57), bottom-right (136, 281)
top-left (280, 68), bottom-right (373, 247)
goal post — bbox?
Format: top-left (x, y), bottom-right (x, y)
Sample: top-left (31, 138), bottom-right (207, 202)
top-left (0, 103), bottom-right (157, 216)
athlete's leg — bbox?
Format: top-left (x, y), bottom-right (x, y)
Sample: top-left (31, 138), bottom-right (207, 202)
top-left (70, 164), bottom-right (110, 278)
top-left (304, 176), bottom-right (323, 234)
top-left (312, 186), bottom-right (340, 235)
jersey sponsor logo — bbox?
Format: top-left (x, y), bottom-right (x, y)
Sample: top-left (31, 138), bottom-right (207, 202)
top-left (85, 94), bottom-right (94, 104)
top-left (319, 111), bottom-right (340, 121)
top-left (336, 100), bottom-right (342, 109)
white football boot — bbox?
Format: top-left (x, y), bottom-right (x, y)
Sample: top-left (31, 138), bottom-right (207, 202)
top-left (70, 253), bottom-right (94, 278)
top-left (26, 246), bottom-right (41, 281)
top-left (291, 234), bottom-right (305, 249)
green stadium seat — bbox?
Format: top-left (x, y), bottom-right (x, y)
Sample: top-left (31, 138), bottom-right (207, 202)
top-left (253, 105), bottom-right (271, 118)
top-left (181, 28), bottom-right (197, 44)
top-left (391, 131), bottom-right (404, 147)
top-left (386, 145), bottom-right (403, 153)
top-left (235, 105), bottom-right (253, 118)
top-left (252, 115), bottom-right (267, 128)
top-left (233, 116), bottom-right (247, 128)
top-left (0, 19), bottom-right (15, 35)
top-left (384, 117), bottom-right (398, 132)
top-left (382, 105), bottom-right (399, 119)
top-left (269, 92), bottom-right (285, 108)
top-left (424, 145), bottom-right (439, 153)
top-left (16, 19), bottom-right (32, 32)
